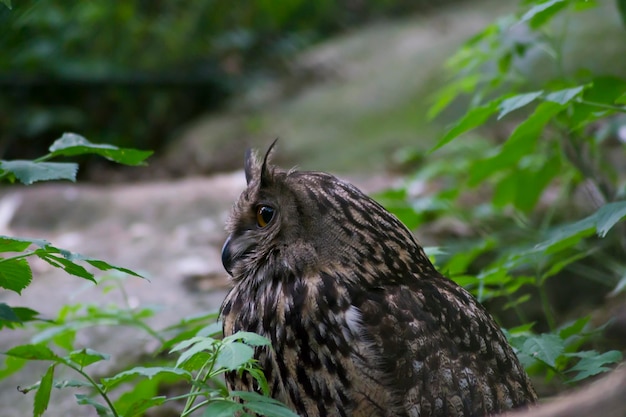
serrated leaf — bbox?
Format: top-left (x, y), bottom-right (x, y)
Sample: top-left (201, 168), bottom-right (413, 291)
top-left (0, 236), bottom-right (33, 252)
top-left (0, 302), bottom-right (20, 323)
top-left (85, 259), bottom-right (143, 278)
top-left (558, 316), bottom-right (591, 340)
top-left (34, 365), bottom-right (55, 417)
top-left (68, 348), bottom-right (110, 368)
top-left (35, 252), bottom-right (95, 282)
top-left (233, 391), bottom-right (299, 417)
top-left (520, 0), bottom-right (566, 28)
top-left (223, 331), bottom-right (272, 347)
top-left (202, 400), bottom-right (244, 417)
top-left (49, 133), bottom-right (153, 166)
top-left (522, 333), bottom-right (564, 368)
top-left (5, 344), bottom-right (60, 361)
top-left (197, 321), bottom-right (224, 337)
top-left (122, 396), bottom-right (166, 417)
top-left (0, 258), bottom-right (32, 294)
top-left (0, 355), bottom-right (27, 379)
top-left (216, 342), bottom-right (255, 370)
top-left (0, 304), bottom-right (40, 329)
top-left (567, 350), bottom-right (623, 382)
top-left (175, 338), bottom-right (217, 368)
top-left (75, 394), bottom-right (111, 416)
top-left (101, 366), bottom-right (190, 390)
top-left (0, 160), bottom-right (78, 184)
top-left (497, 91), bottom-right (543, 120)
top-left (469, 101), bottom-right (564, 185)
top-left (544, 86), bottom-right (585, 105)
top-left (432, 100), bottom-right (500, 151)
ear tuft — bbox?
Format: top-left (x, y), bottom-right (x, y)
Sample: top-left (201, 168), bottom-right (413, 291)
top-left (260, 138), bottom-right (279, 187)
top-left (244, 148), bottom-right (257, 185)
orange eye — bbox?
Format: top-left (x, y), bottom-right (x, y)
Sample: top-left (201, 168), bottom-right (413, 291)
top-left (256, 205), bottom-right (275, 228)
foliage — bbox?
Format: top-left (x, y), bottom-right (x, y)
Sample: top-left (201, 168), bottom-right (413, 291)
top-left (0, 0), bottom-right (456, 161)
top-left (0, 135), bottom-right (294, 416)
top-left (384, 0), bottom-right (626, 384)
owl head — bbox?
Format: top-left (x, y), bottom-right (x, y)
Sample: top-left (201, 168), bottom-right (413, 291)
top-left (221, 141), bottom-right (434, 289)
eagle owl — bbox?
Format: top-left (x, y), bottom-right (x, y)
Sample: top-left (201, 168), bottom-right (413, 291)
top-left (220, 142), bottom-right (537, 417)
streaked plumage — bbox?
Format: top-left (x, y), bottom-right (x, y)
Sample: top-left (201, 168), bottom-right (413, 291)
top-left (220, 142), bottom-right (537, 417)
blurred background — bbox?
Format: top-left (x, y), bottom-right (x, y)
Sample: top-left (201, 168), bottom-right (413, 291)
top-left (0, 0), bottom-right (514, 180)
top-left (2, 0), bottom-right (626, 415)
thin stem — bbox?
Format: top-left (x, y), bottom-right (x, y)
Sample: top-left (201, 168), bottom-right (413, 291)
top-left (537, 278), bottom-right (556, 332)
top-left (578, 100), bottom-right (626, 113)
top-left (67, 363), bottom-right (119, 417)
top-left (0, 251), bottom-right (36, 262)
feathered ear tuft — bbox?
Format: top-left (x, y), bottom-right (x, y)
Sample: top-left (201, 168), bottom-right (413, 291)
top-left (244, 148), bottom-right (257, 185)
top-left (260, 138), bottom-right (278, 187)
top-left (244, 138), bottom-right (278, 186)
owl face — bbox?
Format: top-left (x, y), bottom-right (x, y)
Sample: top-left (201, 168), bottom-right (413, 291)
top-left (221, 142), bottom-right (433, 290)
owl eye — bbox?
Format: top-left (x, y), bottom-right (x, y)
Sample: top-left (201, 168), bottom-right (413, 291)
top-left (256, 205), bottom-right (275, 228)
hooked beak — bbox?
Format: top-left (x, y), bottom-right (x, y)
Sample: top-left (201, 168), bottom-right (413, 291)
top-left (221, 236), bottom-right (233, 276)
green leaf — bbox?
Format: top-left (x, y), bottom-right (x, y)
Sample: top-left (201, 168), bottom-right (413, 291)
top-left (520, 0), bottom-right (567, 28)
top-left (101, 366), bottom-right (190, 390)
top-left (85, 259), bottom-right (143, 278)
top-left (432, 100), bottom-right (500, 151)
top-left (1, 0), bottom-right (12, 10)
top-left (233, 391), bottom-right (299, 417)
top-left (174, 338), bottom-right (217, 368)
top-left (75, 394), bottom-right (111, 416)
top-left (0, 355), bottom-right (27, 379)
top-left (469, 101), bottom-right (564, 185)
top-left (0, 304), bottom-right (40, 329)
top-left (68, 348), bottom-right (110, 368)
top-left (0, 236), bottom-right (34, 252)
top-left (541, 252), bottom-right (589, 283)
top-left (202, 400), bottom-right (244, 417)
top-left (223, 331), bottom-right (272, 347)
top-left (427, 74), bottom-right (481, 119)
top-left (544, 86), bottom-right (585, 105)
top-left (34, 365), bottom-right (55, 417)
top-left (35, 252), bottom-right (95, 282)
top-left (534, 201), bottom-right (626, 252)
top-left (616, 91), bottom-right (626, 104)
top-left (216, 342), bottom-right (255, 370)
top-left (4, 344), bottom-right (61, 361)
top-left (49, 133), bottom-right (153, 166)
top-left (497, 91), bottom-right (543, 120)
top-left (522, 333), bottom-right (564, 368)
top-left (0, 258), bottom-right (32, 294)
top-left (595, 201), bottom-right (626, 237)
top-left (0, 302), bottom-right (20, 323)
top-left (558, 316), bottom-right (591, 340)
top-left (0, 160), bottom-right (78, 184)
top-left (122, 396), bottom-right (166, 417)
top-left (567, 350), bottom-right (623, 382)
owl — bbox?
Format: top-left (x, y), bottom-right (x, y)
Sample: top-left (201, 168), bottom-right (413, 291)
top-left (220, 142), bottom-right (537, 417)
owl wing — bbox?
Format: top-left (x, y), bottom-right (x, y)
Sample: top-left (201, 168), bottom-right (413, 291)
top-left (347, 275), bottom-right (536, 417)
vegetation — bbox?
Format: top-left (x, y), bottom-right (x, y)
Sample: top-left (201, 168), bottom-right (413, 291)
top-left (1, 0), bottom-right (626, 416)
top-left (382, 0), bottom-right (626, 386)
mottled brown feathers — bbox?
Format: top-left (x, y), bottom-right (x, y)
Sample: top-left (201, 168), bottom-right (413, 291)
top-left (220, 144), bottom-right (537, 417)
